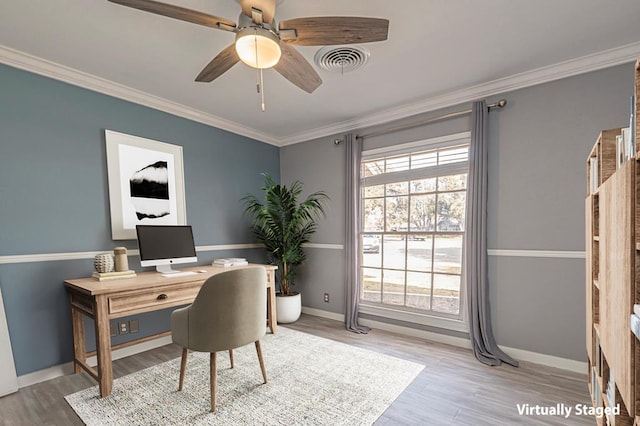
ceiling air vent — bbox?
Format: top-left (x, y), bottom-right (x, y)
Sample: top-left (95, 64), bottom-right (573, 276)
top-left (314, 46), bottom-right (370, 74)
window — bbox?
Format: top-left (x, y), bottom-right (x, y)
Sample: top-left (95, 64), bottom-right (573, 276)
top-left (359, 133), bottom-right (469, 326)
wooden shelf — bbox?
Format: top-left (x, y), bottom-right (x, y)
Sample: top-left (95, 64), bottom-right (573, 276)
top-left (587, 130), bottom-right (622, 194)
top-left (597, 375), bottom-right (605, 397)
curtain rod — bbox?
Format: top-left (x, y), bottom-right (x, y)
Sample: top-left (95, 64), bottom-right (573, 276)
top-left (356, 99), bottom-right (507, 140)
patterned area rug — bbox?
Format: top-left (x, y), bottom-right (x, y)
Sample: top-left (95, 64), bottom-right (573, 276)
top-left (65, 327), bottom-right (424, 425)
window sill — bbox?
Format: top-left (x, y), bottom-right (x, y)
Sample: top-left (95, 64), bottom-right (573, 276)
top-left (359, 303), bottom-right (468, 333)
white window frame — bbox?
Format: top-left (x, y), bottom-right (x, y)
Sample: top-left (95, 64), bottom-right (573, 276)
top-left (359, 132), bottom-right (470, 333)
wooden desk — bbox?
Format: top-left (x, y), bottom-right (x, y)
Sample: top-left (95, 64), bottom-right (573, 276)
top-left (64, 264), bottom-right (277, 397)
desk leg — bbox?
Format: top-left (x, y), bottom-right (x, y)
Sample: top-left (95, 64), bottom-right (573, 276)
top-left (266, 270), bottom-right (277, 334)
top-left (94, 295), bottom-right (113, 397)
top-left (70, 297), bottom-right (86, 374)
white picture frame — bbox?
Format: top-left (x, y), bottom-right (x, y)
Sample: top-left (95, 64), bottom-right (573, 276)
top-left (105, 130), bottom-right (186, 240)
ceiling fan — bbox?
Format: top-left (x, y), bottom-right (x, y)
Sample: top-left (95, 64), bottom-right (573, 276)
top-left (107, 0), bottom-right (389, 95)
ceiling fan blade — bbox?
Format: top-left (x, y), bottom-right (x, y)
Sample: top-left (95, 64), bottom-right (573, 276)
top-left (195, 44), bottom-right (240, 82)
top-left (240, 0), bottom-right (276, 24)
top-left (273, 43), bottom-right (322, 94)
top-left (108, 0), bottom-right (236, 30)
top-left (279, 17), bottom-right (389, 46)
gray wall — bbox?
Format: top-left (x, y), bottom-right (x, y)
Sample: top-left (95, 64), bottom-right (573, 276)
top-left (279, 134), bottom-right (347, 312)
top-left (280, 62), bottom-right (635, 361)
top-left (0, 64), bottom-right (279, 375)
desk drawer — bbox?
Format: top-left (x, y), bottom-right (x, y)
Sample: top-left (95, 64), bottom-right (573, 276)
top-left (108, 283), bottom-right (201, 315)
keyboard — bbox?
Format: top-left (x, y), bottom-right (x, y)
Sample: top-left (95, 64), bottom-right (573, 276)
top-left (161, 271), bottom-right (198, 278)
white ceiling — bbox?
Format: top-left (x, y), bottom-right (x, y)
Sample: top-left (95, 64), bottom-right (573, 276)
top-left (2, 0), bottom-right (640, 146)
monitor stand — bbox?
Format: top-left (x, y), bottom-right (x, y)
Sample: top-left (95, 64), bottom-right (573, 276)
top-left (155, 264), bottom-right (197, 278)
top-left (156, 264), bottom-right (179, 274)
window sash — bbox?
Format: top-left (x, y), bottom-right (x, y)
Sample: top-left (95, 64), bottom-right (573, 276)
top-left (361, 131), bottom-right (471, 160)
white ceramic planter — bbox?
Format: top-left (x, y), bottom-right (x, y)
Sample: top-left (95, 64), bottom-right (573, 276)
top-left (276, 292), bottom-right (302, 324)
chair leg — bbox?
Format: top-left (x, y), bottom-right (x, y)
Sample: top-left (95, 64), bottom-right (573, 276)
top-left (210, 352), bottom-right (217, 412)
top-left (178, 348), bottom-right (188, 391)
top-left (229, 349), bottom-right (234, 369)
top-left (255, 340), bottom-right (267, 384)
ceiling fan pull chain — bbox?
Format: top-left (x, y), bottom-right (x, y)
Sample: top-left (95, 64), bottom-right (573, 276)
top-left (254, 29), bottom-right (260, 69)
top-left (255, 67), bottom-right (266, 111)
top-left (260, 68), bottom-right (266, 112)
top-left (250, 29), bottom-right (266, 111)
top-left (254, 29), bottom-right (260, 93)
top-left (256, 67), bottom-right (261, 94)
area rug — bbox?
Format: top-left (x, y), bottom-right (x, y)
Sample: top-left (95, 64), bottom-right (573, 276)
top-left (65, 327), bottom-right (424, 425)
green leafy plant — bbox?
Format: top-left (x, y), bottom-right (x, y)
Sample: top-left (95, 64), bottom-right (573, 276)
top-left (242, 174), bottom-right (328, 296)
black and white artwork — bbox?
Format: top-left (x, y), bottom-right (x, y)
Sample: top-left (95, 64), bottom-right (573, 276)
top-left (130, 161), bottom-right (170, 220)
top-left (106, 130), bottom-right (186, 240)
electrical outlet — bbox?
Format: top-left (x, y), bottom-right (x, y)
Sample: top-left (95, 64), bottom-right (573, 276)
top-left (130, 319), bottom-right (139, 333)
top-left (110, 321), bottom-right (118, 337)
top-left (118, 321), bottom-right (129, 335)
top-left (324, 293), bottom-right (330, 303)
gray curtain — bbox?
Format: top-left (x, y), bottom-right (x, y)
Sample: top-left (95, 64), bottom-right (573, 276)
top-left (465, 101), bottom-right (518, 367)
top-left (345, 133), bottom-right (370, 334)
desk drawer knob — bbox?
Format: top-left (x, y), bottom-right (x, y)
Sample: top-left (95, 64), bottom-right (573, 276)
top-left (157, 294), bottom-right (168, 300)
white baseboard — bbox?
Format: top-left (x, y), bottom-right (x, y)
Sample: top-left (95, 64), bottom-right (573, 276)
top-left (301, 306), bottom-right (345, 322)
top-left (301, 306), bottom-right (471, 349)
top-left (497, 345), bottom-right (587, 374)
top-left (17, 363), bottom-right (74, 389)
top-left (360, 317), bottom-right (473, 349)
top-left (17, 335), bottom-right (173, 389)
top-left (302, 307), bottom-right (587, 374)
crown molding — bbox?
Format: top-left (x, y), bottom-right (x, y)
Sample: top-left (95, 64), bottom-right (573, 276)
top-left (3, 41), bottom-right (640, 148)
top-left (0, 45), bottom-right (280, 146)
top-left (278, 41), bottom-right (640, 146)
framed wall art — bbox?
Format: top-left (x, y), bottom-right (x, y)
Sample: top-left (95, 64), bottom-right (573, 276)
top-left (105, 130), bottom-right (186, 240)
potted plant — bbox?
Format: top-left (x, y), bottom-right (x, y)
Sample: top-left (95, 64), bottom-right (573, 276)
top-left (242, 173), bottom-right (328, 323)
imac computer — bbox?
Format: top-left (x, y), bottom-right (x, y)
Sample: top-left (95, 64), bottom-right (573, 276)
top-left (136, 225), bottom-right (198, 275)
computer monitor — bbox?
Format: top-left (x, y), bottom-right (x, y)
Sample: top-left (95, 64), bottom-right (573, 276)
top-left (136, 225), bottom-right (197, 274)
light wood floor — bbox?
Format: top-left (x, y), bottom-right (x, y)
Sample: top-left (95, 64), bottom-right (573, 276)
top-left (0, 314), bottom-right (593, 425)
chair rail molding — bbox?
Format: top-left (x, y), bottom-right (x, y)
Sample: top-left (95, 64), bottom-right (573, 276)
top-left (0, 244), bottom-right (263, 265)
top-left (487, 249), bottom-right (585, 259)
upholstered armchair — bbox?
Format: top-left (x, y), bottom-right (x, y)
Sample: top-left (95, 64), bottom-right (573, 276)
top-left (170, 266), bottom-right (268, 412)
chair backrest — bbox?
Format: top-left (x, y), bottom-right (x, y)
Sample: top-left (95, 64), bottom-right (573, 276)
top-left (187, 266), bottom-right (267, 352)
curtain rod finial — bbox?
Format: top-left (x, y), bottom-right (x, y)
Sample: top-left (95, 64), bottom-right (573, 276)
top-left (488, 99), bottom-right (507, 110)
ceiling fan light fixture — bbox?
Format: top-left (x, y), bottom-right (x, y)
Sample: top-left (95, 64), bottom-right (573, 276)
top-left (235, 26), bottom-right (281, 69)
